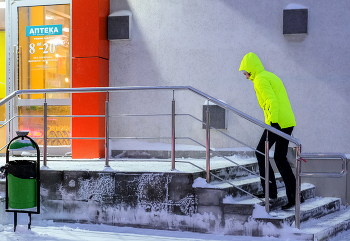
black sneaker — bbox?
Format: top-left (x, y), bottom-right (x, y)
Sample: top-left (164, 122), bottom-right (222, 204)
top-left (281, 201), bottom-right (295, 210)
top-left (281, 196), bottom-right (305, 210)
top-left (255, 191), bottom-right (278, 199)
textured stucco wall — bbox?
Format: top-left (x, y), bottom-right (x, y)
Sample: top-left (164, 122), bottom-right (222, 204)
top-left (109, 0), bottom-right (350, 153)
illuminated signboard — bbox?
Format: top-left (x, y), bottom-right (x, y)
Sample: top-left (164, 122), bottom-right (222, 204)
top-left (26, 24), bottom-right (63, 36)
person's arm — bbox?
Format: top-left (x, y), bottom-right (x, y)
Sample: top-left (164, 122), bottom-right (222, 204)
top-left (256, 77), bottom-right (279, 125)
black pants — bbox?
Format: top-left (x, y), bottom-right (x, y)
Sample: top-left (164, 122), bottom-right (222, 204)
top-left (256, 126), bottom-right (296, 202)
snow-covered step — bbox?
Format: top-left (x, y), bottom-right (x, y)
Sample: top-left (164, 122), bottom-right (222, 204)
top-left (222, 183), bottom-right (316, 220)
top-left (255, 197), bottom-right (341, 226)
top-left (193, 157), bottom-right (259, 181)
top-left (193, 174), bottom-right (284, 213)
top-left (301, 206), bottom-right (350, 241)
top-left (224, 183), bottom-right (315, 205)
top-left (209, 173), bottom-right (284, 198)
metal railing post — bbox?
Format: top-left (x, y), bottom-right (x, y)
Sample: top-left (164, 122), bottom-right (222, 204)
top-left (43, 96), bottom-right (48, 167)
top-left (265, 130), bottom-right (269, 213)
top-left (206, 107), bottom-right (210, 183)
top-left (295, 144), bottom-right (302, 229)
top-left (13, 46), bottom-right (17, 91)
top-left (171, 91), bottom-right (176, 170)
top-left (347, 164), bottom-right (349, 208)
top-left (105, 93), bottom-right (110, 167)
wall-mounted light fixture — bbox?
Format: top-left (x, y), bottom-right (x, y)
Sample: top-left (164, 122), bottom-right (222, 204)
top-left (108, 10), bottom-right (132, 40)
top-left (283, 4), bottom-right (308, 35)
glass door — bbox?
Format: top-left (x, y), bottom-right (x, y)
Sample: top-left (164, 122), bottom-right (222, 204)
top-left (0, 0), bottom-right (6, 153)
top-left (10, 0), bottom-right (71, 155)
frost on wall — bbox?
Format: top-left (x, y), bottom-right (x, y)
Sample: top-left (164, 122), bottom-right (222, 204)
top-left (41, 171), bottom-right (198, 225)
top-left (135, 174), bottom-right (197, 215)
top-left (77, 174), bottom-right (115, 205)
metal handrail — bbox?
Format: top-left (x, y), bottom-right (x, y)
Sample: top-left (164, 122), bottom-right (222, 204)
top-left (0, 86), bottom-right (301, 146)
top-left (299, 153), bottom-right (347, 178)
top-left (295, 152), bottom-right (348, 229)
top-left (6, 86), bottom-right (346, 230)
top-left (177, 113), bottom-right (264, 155)
top-left (0, 87), bottom-right (296, 189)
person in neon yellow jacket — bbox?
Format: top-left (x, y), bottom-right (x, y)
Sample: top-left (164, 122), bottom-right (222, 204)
top-left (239, 52), bottom-right (302, 210)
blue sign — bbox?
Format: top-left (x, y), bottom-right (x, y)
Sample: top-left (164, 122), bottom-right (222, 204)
top-left (26, 24), bottom-right (63, 37)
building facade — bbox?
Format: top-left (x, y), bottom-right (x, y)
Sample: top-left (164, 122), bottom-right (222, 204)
top-left (2, 0), bottom-right (350, 158)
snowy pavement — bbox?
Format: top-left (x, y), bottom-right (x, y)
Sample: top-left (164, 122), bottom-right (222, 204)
top-left (1, 221), bottom-right (350, 241)
top-left (0, 221), bottom-right (280, 241)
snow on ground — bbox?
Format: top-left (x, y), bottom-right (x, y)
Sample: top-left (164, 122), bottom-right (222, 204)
top-left (0, 221), bottom-right (290, 241)
top-left (0, 215), bottom-right (349, 241)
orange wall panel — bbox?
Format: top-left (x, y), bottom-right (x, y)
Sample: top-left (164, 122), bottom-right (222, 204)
top-left (71, 0), bottom-right (109, 159)
top-left (71, 57), bottom-right (108, 159)
top-left (72, 0), bottom-right (109, 59)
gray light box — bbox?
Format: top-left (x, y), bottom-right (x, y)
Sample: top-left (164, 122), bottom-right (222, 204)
top-left (108, 16), bottom-right (129, 40)
top-left (283, 9), bottom-right (308, 34)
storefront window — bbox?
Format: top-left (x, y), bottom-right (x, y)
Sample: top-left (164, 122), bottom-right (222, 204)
top-left (18, 105), bottom-right (71, 146)
top-left (17, 4), bottom-right (71, 147)
top-left (18, 4), bottom-right (71, 99)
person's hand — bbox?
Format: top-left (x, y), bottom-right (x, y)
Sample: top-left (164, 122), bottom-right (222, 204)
top-left (271, 123), bottom-right (281, 129)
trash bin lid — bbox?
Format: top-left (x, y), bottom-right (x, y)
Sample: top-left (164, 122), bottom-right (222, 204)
top-left (6, 160), bottom-right (37, 179)
top-left (9, 139), bottom-right (36, 151)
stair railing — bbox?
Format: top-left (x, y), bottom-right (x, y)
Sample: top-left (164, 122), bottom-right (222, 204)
top-left (0, 86), bottom-right (294, 212)
top-left (1, 86), bottom-right (347, 230)
top-left (294, 152), bottom-right (348, 229)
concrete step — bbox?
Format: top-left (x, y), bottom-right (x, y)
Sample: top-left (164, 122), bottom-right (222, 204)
top-left (192, 157), bottom-right (259, 181)
top-left (210, 173), bottom-right (285, 197)
top-left (222, 197), bottom-right (343, 240)
top-left (222, 183), bottom-right (316, 218)
top-left (256, 197), bottom-right (341, 226)
top-left (193, 173), bottom-right (284, 211)
top-left (301, 206), bottom-right (350, 241)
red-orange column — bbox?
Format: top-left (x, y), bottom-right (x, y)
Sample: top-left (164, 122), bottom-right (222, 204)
top-left (72, 0), bottom-right (109, 158)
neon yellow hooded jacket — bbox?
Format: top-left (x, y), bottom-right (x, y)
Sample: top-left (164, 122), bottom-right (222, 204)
top-left (239, 52), bottom-right (296, 128)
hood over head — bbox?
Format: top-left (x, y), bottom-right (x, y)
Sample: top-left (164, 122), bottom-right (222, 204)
top-left (239, 52), bottom-right (265, 81)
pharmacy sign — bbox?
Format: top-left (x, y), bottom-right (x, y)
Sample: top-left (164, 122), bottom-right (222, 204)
top-left (26, 24), bottom-right (62, 37)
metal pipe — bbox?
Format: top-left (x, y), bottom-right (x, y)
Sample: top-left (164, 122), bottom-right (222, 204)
top-left (43, 100), bottom-right (48, 167)
top-left (186, 86), bottom-right (301, 146)
top-left (177, 113), bottom-right (263, 155)
top-left (171, 93), bottom-right (175, 171)
top-left (265, 131), bottom-right (269, 213)
top-left (0, 85), bottom-right (301, 146)
top-left (299, 153), bottom-right (348, 178)
top-left (110, 114), bottom-right (171, 117)
top-left (13, 46), bottom-right (17, 91)
top-left (206, 107), bottom-right (210, 183)
top-left (347, 160), bottom-right (349, 208)
top-left (19, 46), bottom-right (22, 91)
top-left (18, 115), bottom-right (106, 118)
top-left (295, 144), bottom-right (302, 229)
top-left (31, 137), bottom-right (105, 140)
top-left (176, 136), bottom-right (271, 182)
top-left (105, 98), bottom-right (110, 167)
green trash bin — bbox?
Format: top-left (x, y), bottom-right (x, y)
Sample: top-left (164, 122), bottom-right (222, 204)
top-left (6, 160), bottom-right (37, 209)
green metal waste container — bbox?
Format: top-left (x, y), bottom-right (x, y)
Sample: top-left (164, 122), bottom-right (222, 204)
top-left (7, 160), bottom-right (37, 209)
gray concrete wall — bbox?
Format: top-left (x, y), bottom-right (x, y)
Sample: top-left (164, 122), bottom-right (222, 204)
top-left (109, 0), bottom-right (350, 154)
top-left (35, 170), bottom-right (252, 234)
